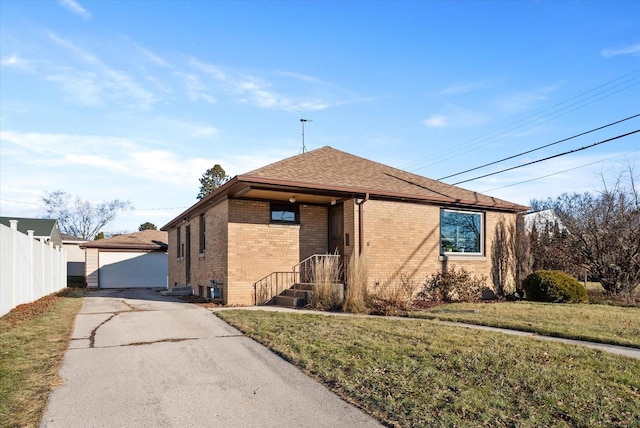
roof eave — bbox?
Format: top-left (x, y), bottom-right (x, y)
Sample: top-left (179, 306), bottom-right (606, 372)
top-left (80, 243), bottom-right (167, 251)
top-left (160, 177), bottom-right (243, 230)
top-left (237, 175), bottom-right (530, 212)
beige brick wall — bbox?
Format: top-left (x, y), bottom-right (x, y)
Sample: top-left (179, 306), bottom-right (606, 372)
top-left (167, 226), bottom-right (186, 287)
top-left (228, 200), bottom-right (298, 305)
top-left (359, 199), bottom-right (516, 291)
top-left (189, 201), bottom-right (229, 297)
top-left (167, 200), bottom-right (229, 296)
top-left (166, 195), bottom-right (517, 305)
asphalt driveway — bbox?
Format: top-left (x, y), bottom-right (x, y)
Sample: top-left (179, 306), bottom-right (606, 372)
top-left (40, 289), bottom-right (380, 427)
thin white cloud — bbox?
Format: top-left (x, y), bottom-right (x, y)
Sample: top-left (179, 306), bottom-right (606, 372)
top-left (2, 55), bottom-right (20, 66)
top-left (44, 33), bottom-right (157, 107)
top-left (0, 54), bottom-right (35, 73)
top-left (424, 115), bottom-right (448, 128)
top-left (136, 45), bottom-right (169, 67)
top-left (423, 104), bottom-right (489, 129)
top-left (180, 73), bottom-right (217, 104)
top-left (58, 0), bottom-right (91, 20)
top-left (275, 70), bottom-right (324, 84)
top-left (189, 126), bottom-right (219, 138)
top-left (602, 43), bottom-right (640, 58)
top-left (432, 82), bottom-right (486, 98)
top-left (189, 58), bottom-right (227, 81)
top-left (1, 130), bottom-right (199, 185)
top-left (496, 84), bottom-right (562, 114)
top-left (45, 71), bottom-right (103, 106)
top-left (189, 58), bottom-right (347, 112)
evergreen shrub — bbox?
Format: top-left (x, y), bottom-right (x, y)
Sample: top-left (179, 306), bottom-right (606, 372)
top-left (522, 270), bottom-right (588, 303)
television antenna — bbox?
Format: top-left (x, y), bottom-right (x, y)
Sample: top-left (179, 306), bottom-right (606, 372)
top-left (300, 118), bottom-right (312, 153)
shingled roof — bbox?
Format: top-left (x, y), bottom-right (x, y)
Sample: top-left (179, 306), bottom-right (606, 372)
top-left (0, 216), bottom-right (63, 247)
top-left (238, 146), bottom-right (526, 210)
top-left (81, 230), bottom-right (168, 251)
top-left (163, 146), bottom-right (527, 229)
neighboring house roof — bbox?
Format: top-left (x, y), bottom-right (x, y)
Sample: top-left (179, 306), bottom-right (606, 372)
top-left (163, 146), bottom-right (529, 230)
top-left (80, 230), bottom-right (168, 251)
top-left (1, 216), bottom-right (56, 237)
top-left (61, 233), bottom-right (86, 243)
top-left (0, 216), bottom-right (63, 247)
top-left (524, 209), bottom-right (563, 233)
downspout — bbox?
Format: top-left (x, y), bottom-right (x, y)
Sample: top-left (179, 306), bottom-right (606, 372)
top-left (356, 193), bottom-right (370, 255)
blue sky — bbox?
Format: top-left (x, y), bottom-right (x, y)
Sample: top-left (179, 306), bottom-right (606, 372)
top-left (1, 0), bottom-right (639, 234)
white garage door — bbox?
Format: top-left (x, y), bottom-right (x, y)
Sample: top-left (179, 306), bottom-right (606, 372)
top-left (99, 251), bottom-right (167, 288)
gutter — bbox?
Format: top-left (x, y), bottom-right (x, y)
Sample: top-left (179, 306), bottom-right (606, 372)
top-left (356, 193), bottom-right (370, 255)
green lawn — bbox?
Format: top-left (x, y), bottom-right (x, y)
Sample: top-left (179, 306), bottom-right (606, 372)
top-left (410, 301), bottom-right (640, 348)
top-left (217, 309), bottom-right (640, 428)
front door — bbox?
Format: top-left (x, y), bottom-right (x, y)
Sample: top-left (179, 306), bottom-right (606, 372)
top-left (185, 225), bottom-right (191, 285)
top-left (328, 203), bottom-right (344, 255)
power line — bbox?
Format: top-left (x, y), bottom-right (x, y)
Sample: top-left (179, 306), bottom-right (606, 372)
top-left (480, 149), bottom-right (640, 192)
top-left (438, 113), bottom-right (640, 180)
top-left (0, 198), bottom-right (187, 212)
top-left (400, 68), bottom-right (640, 171)
top-left (451, 130), bottom-right (640, 185)
top-left (413, 78), bottom-right (640, 172)
top-left (0, 199), bottom-right (41, 206)
top-left (134, 206), bottom-right (188, 211)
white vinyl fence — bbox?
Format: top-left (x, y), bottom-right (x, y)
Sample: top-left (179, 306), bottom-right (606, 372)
top-left (1, 221), bottom-right (67, 317)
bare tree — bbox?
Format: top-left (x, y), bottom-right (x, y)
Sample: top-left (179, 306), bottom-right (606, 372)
top-left (512, 213), bottom-right (532, 296)
top-left (491, 214), bottom-right (534, 297)
top-left (491, 217), bottom-right (514, 296)
top-left (42, 190), bottom-right (132, 240)
top-left (541, 165), bottom-right (639, 294)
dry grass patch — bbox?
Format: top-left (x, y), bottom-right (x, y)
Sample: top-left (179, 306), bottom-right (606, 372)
top-left (217, 310), bottom-right (640, 427)
top-left (410, 301), bottom-right (640, 348)
top-left (0, 289), bottom-right (85, 428)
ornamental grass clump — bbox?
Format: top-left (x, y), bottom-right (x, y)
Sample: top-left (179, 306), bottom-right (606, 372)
top-left (523, 270), bottom-right (588, 303)
top-left (343, 252), bottom-right (369, 314)
top-left (308, 255), bottom-right (343, 311)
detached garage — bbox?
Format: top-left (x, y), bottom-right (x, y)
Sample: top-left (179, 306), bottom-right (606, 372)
top-left (81, 230), bottom-right (168, 289)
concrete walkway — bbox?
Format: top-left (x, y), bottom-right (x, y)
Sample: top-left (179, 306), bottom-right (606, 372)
top-left (211, 305), bottom-right (640, 360)
top-left (41, 289), bottom-right (381, 428)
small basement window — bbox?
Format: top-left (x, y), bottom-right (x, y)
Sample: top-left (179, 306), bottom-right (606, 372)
top-left (270, 202), bottom-right (299, 224)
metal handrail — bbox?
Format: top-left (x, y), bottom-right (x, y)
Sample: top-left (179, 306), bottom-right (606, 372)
top-left (293, 254), bottom-right (343, 285)
top-left (253, 271), bottom-right (300, 305)
top-left (253, 254), bottom-right (345, 305)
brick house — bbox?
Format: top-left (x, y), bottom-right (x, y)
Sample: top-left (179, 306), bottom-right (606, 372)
top-left (161, 146), bottom-right (528, 305)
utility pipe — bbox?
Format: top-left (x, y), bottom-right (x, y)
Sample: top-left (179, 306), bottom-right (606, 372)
top-left (356, 193), bottom-right (370, 255)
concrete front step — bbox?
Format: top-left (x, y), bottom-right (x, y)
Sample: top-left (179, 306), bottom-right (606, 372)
top-left (273, 294), bottom-right (308, 308)
top-left (281, 288), bottom-right (313, 299)
top-left (269, 283), bottom-right (345, 308)
top-left (160, 286), bottom-right (193, 296)
top-left (271, 284), bottom-right (316, 308)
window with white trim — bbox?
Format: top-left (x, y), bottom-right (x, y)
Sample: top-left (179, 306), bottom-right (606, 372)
top-left (440, 209), bottom-right (483, 255)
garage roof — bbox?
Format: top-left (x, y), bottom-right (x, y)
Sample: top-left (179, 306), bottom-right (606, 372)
top-left (81, 230), bottom-right (168, 251)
